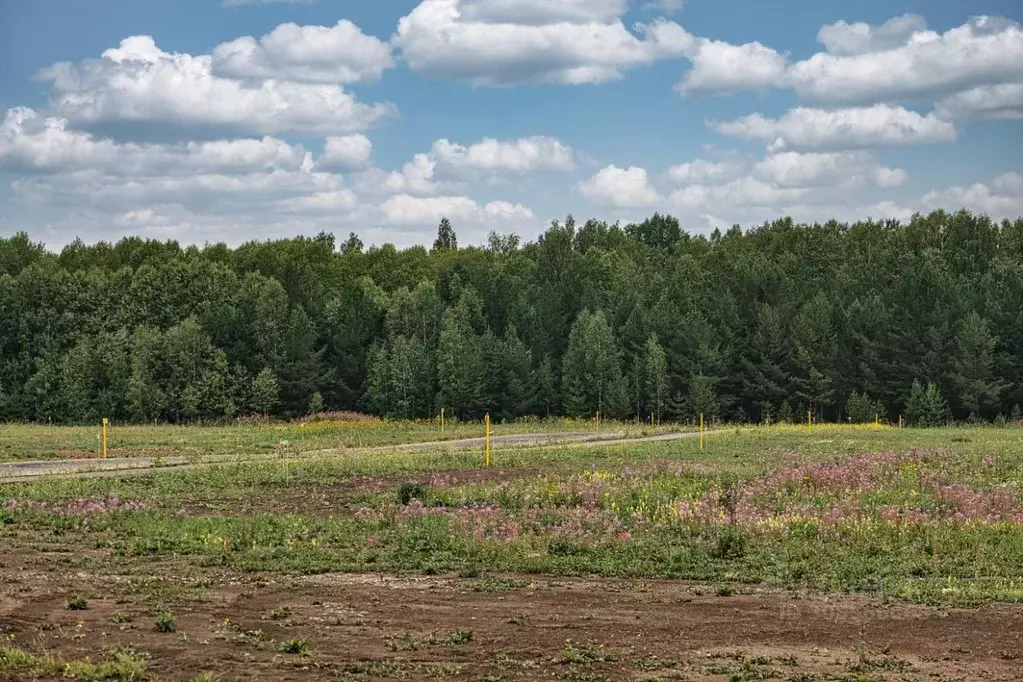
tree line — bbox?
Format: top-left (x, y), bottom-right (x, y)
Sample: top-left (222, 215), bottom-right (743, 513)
top-left (1, 209), bottom-right (1021, 426)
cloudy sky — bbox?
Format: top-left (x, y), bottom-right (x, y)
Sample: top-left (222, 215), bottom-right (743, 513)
top-left (1, 0), bottom-right (1022, 249)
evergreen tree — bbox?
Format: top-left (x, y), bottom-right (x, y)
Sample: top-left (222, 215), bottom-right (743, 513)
top-left (278, 305), bottom-right (324, 416)
top-left (251, 367), bottom-right (280, 417)
top-left (366, 335), bottom-right (434, 419)
top-left (126, 326), bottom-right (166, 422)
top-left (433, 218), bottom-right (458, 252)
top-left (905, 380), bottom-right (950, 427)
top-left (436, 289), bottom-right (488, 418)
top-left (307, 391), bottom-right (324, 415)
top-left (951, 312), bottom-right (1007, 419)
top-left (845, 391), bottom-right (884, 423)
top-left (642, 334), bottom-right (669, 422)
top-left (530, 354), bottom-right (557, 417)
top-left (562, 310), bottom-right (625, 418)
top-left (777, 400), bottom-right (794, 424)
top-left (684, 373), bottom-right (719, 420)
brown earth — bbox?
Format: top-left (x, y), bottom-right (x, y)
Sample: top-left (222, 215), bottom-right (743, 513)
top-left (1, 547), bottom-right (1021, 682)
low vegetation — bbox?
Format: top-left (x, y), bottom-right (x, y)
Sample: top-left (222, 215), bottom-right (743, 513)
top-left (2, 425), bottom-right (1020, 606)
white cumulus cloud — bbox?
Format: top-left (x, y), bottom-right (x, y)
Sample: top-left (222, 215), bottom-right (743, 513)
top-left (936, 82), bottom-right (1023, 121)
top-left (676, 38), bottom-right (787, 95)
top-left (212, 20), bottom-right (393, 84)
top-left (0, 107), bottom-right (312, 175)
top-left (37, 36), bottom-right (396, 138)
top-left (377, 194), bottom-right (534, 225)
top-left (320, 135), bottom-right (373, 170)
top-left (668, 159), bottom-right (743, 185)
top-left (787, 16), bottom-right (1023, 105)
top-left (816, 14), bottom-right (927, 56)
top-left (430, 136), bottom-right (575, 173)
top-left (577, 165), bottom-right (663, 207)
top-left (754, 151), bottom-right (906, 188)
top-left (710, 104), bottom-right (957, 152)
top-left (393, 0), bottom-right (693, 85)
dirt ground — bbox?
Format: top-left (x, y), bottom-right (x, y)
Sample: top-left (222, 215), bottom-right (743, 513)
top-left (1, 546), bottom-right (1021, 682)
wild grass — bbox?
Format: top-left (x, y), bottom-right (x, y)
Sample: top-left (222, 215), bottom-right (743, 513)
top-left (0, 417), bottom-right (674, 462)
top-left (1, 424), bottom-right (1020, 606)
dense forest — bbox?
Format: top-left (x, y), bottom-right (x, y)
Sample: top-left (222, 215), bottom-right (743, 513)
top-left (1, 209), bottom-right (1022, 426)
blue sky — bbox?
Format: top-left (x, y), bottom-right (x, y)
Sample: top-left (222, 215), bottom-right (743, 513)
top-left (1, 0), bottom-right (1021, 249)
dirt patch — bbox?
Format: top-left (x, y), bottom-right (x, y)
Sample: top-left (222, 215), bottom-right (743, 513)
top-left (1, 548), bottom-right (1020, 681)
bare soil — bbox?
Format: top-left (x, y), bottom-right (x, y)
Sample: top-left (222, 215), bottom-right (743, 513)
top-left (1, 546), bottom-right (1020, 681)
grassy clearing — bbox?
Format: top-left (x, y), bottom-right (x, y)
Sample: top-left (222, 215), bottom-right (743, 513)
top-left (0, 645), bottom-right (149, 681)
top-left (1, 425), bottom-right (1021, 606)
top-left (0, 417), bottom-right (673, 462)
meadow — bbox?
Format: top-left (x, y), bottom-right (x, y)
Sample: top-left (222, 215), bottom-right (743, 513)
top-left (0, 416), bottom-right (673, 463)
top-left (1, 424), bottom-right (1022, 681)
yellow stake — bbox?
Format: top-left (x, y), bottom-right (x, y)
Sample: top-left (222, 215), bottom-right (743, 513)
top-left (875, 413), bottom-right (880, 428)
top-left (440, 407), bottom-right (445, 434)
top-left (699, 412), bottom-right (704, 450)
top-left (484, 413), bottom-right (491, 467)
top-left (101, 418), bottom-right (108, 459)
top-left (899, 414), bottom-right (904, 429)
top-left (808, 409), bottom-right (812, 432)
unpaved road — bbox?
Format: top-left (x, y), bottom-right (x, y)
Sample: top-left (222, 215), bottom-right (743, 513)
top-left (0, 430), bottom-right (701, 483)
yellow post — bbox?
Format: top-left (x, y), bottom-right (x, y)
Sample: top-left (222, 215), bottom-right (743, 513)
top-left (899, 414), bottom-right (904, 429)
top-left (699, 412), bottom-right (704, 450)
top-left (808, 409), bottom-right (812, 432)
top-left (101, 418), bottom-right (108, 459)
top-left (484, 413), bottom-right (491, 467)
top-left (875, 414), bottom-right (880, 428)
top-left (440, 408), bottom-right (445, 434)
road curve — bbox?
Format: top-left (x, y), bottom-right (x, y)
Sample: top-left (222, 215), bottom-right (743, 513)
top-left (0, 430), bottom-right (704, 484)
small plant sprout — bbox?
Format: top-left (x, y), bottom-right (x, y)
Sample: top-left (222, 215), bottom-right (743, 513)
top-left (448, 629), bottom-right (473, 644)
top-left (279, 639), bottom-right (308, 654)
top-left (66, 595), bottom-right (88, 611)
top-left (154, 612), bottom-right (176, 633)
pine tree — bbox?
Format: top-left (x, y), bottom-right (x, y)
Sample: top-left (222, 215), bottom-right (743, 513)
top-left (307, 391), bottom-right (324, 415)
top-left (126, 326), bottom-right (166, 422)
top-left (436, 289), bottom-right (488, 418)
top-left (497, 325), bottom-right (532, 420)
top-left (365, 336), bottom-right (434, 419)
top-left (905, 380), bottom-right (949, 427)
top-left (278, 305), bottom-right (324, 416)
top-left (845, 391), bottom-right (884, 423)
top-left (777, 400), bottom-right (794, 424)
top-left (251, 367), bottom-right (280, 417)
top-left (530, 354), bottom-right (556, 417)
top-left (562, 310), bottom-right (624, 418)
top-left (684, 373), bottom-right (719, 420)
top-left (951, 312), bottom-right (1007, 419)
top-left (433, 218), bottom-right (458, 252)
top-left (642, 334), bottom-right (668, 422)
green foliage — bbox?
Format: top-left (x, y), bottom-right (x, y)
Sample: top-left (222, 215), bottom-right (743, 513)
top-left (306, 391), bottom-right (324, 416)
top-left (66, 594), bottom-right (88, 610)
top-left (845, 391), bottom-right (884, 424)
top-left (279, 639), bottom-right (308, 654)
top-left (905, 380), bottom-right (950, 427)
top-left (2, 211), bottom-right (1023, 424)
top-left (684, 373), bottom-right (719, 421)
top-left (154, 612), bottom-right (176, 633)
top-left (250, 367), bottom-right (280, 417)
top-left (433, 218), bottom-right (458, 252)
top-left (642, 334), bottom-right (669, 422)
top-left (562, 310), bottom-right (627, 418)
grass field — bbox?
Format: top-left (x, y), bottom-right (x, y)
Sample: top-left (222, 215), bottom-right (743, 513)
top-left (1, 424), bottom-right (1021, 681)
top-left (0, 417), bottom-right (676, 463)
